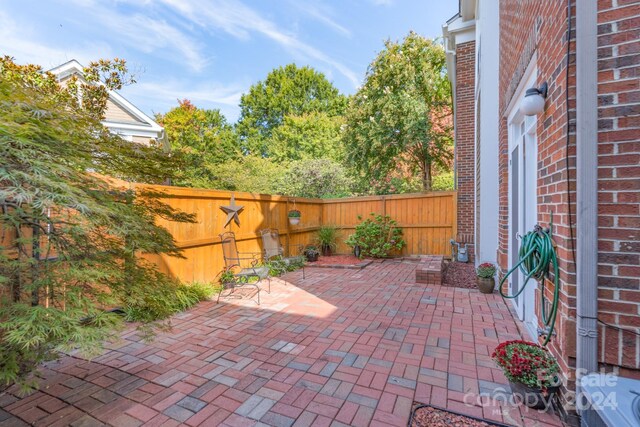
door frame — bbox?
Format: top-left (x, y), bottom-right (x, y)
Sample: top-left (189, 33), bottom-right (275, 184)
top-left (506, 59), bottom-right (540, 340)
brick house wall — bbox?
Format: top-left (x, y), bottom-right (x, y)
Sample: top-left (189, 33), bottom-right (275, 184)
top-left (455, 40), bottom-right (476, 261)
top-left (498, 0), bottom-right (640, 415)
top-left (595, 0), bottom-right (640, 378)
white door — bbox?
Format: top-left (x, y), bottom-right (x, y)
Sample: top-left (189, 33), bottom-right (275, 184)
top-left (509, 113), bottom-right (539, 339)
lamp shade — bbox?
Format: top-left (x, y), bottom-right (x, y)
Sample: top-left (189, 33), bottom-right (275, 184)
top-left (520, 88), bottom-right (546, 116)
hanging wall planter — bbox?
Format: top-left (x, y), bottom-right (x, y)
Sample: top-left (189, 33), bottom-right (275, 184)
top-left (288, 209), bottom-right (301, 225)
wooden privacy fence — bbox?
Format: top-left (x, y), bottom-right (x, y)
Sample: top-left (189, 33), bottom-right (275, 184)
top-left (138, 185), bottom-right (457, 283)
top-left (1, 185), bottom-right (456, 284)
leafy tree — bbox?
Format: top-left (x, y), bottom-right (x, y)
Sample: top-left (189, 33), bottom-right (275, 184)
top-left (343, 32), bottom-right (453, 191)
top-left (156, 100), bottom-right (240, 188)
top-left (270, 112), bottom-right (345, 163)
top-left (237, 63), bottom-right (347, 156)
top-left (275, 159), bottom-right (353, 199)
top-left (211, 155), bottom-right (285, 195)
top-left (0, 57), bottom-right (194, 389)
top-left (432, 171), bottom-right (454, 191)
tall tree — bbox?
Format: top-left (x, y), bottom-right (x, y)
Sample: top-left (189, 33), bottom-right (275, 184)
top-left (210, 155), bottom-right (285, 195)
top-left (156, 100), bottom-right (240, 188)
top-left (0, 57), bottom-right (193, 388)
top-left (274, 159), bottom-right (353, 199)
top-left (343, 32), bottom-right (453, 191)
top-left (270, 112), bottom-right (345, 163)
top-left (237, 63), bottom-right (347, 156)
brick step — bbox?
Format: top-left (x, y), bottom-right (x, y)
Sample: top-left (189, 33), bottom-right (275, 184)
top-left (415, 255), bottom-right (444, 285)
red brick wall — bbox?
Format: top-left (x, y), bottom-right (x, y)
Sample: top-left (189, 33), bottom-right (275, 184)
top-left (498, 0), bottom-right (640, 408)
top-left (596, 0), bottom-right (640, 377)
top-left (498, 0), bottom-right (579, 407)
top-left (455, 40), bottom-right (476, 260)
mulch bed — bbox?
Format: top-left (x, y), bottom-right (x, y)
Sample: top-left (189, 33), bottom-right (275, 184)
top-left (306, 254), bottom-right (373, 269)
top-left (410, 404), bottom-right (510, 427)
top-left (443, 261), bottom-right (478, 289)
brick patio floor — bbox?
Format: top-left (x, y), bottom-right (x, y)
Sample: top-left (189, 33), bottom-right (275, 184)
top-left (0, 261), bottom-right (565, 426)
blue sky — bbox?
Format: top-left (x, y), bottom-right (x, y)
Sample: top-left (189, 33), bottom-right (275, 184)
top-left (1, 0), bottom-right (457, 122)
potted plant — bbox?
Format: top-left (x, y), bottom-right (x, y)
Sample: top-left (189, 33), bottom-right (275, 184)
top-left (492, 340), bottom-right (560, 409)
top-left (316, 226), bottom-right (340, 257)
top-left (288, 209), bottom-right (301, 225)
top-left (345, 213), bottom-right (405, 258)
top-left (476, 262), bottom-right (496, 293)
top-left (303, 245), bottom-right (319, 262)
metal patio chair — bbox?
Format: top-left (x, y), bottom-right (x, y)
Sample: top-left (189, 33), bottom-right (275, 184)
top-left (218, 231), bottom-right (270, 305)
top-left (259, 228), bottom-right (305, 279)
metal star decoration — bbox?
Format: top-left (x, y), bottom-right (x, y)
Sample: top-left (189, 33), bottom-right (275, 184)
top-left (220, 194), bottom-right (244, 228)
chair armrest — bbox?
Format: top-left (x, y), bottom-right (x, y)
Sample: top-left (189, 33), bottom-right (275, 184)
top-left (237, 252), bottom-right (262, 267)
top-left (238, 251), bottom-right (261, 258)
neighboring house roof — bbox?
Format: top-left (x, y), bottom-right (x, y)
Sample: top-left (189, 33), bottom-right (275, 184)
top-left (48, 60), bottom-right (165, 145)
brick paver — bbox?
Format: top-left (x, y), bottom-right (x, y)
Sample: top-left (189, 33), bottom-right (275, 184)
top-left (1, 261), bottom-right (564, 426)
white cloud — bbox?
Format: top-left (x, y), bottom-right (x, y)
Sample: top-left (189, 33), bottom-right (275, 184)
top-left (155, 0), bottom-right (360, 87)
top-left (67, 0), bottom-right (207, 72)
top-left (289, 2), bottom-right (351, 37)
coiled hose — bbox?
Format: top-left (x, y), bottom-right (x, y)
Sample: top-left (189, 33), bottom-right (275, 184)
top-left (499, 224), bottom-right (560, 346)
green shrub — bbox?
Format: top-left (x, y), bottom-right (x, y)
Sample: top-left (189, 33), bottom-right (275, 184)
top-left (316, 225), bottom-right (341, 254)
top-left (431, 171), bottom-right (454, 191)
top-left (122, 278), bottom-right (219, 323)
top-left (345, 214), bottom-right (406, 258)
top-left (263, 257), bottom-right (304, 276)
top-left (0, 303), bottom-right (121, 391)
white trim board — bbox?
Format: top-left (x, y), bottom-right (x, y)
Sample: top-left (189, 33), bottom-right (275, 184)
top-left (48, 60), bottom-right (163, 134)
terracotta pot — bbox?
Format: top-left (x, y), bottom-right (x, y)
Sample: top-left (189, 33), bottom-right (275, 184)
top-left (477, 276), bottom-right (495, 293)
top-left (509, 381), bottom-right (559, 410)
top-left (288, 217), bottom-right (300, 225)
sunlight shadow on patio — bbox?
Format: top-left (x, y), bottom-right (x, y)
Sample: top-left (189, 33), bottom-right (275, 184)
top-left (215, 275), bottom-right (338, 319)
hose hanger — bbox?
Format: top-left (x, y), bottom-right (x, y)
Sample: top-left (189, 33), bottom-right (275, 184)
top-left (499, 212), bottom-right (560, 346)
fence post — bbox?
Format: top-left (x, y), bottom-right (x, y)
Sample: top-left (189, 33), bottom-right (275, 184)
top-left (382, 196), bottom-right (387, 217)
top-left (285, 198), bottom-right (291, 256)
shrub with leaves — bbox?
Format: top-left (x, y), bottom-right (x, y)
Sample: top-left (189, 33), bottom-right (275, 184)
top-left (0, 56), bottom-right (195, 390)
top-left (275, 158), bottom-right (354, 199)
top-left (264, 257), bottom-right (304, 276)
top-left (123, 279), bottom-right (219, 323)
top-left (345, 214), bottom-right (405, 258)
top-left (316, 225), bottom-right (341, 255)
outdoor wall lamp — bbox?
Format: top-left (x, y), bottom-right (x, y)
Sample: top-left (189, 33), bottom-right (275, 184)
top-left (520, 82), bottom-right (548, 116)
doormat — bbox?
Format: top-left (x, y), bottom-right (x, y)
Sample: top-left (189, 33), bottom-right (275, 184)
top-left (409, 403), bottom-right (513, 427)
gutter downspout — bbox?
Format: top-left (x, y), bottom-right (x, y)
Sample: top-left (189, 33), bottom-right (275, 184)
top-left (575, 0), bottom-right (599, 425)
top-left (442, 24), bottom-right (457, 191)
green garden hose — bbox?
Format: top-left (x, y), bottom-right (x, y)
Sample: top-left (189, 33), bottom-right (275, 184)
top-left (499, 221), bottom-right (560, 346)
